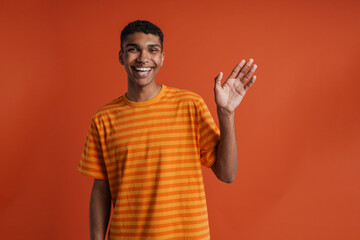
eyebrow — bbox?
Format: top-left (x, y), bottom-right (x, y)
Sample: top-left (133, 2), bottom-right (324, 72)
top-left (125, 43), bottom-right (161, 48)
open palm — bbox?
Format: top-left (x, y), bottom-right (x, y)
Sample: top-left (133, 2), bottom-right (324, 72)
top-left (215, 59), bottom-right (257, 113)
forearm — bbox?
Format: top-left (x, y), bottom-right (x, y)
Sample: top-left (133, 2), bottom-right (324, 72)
top-left (90, 179), bottom-right (112, 240)
top-left (214, 107), bottom-right (238, 183)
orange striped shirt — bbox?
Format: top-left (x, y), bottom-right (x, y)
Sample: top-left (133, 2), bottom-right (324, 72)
top-left (78, 85), bottom-right (220, 240)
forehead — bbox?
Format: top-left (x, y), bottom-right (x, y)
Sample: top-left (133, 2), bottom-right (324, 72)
top-left (123, 32), bottom-right (161, 47)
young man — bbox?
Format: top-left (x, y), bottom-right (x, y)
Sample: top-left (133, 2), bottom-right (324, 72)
top-left (78, 20), bottom-right (257, 240)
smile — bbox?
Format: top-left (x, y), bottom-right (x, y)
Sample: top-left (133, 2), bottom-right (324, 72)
top-left (132, 66), bottom-right (153, 78)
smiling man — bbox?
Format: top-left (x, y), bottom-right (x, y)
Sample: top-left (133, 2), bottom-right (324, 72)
top-left (78, 20), bottom-right (257, 240)
top-left (120, 31), bottom-right (164, 102)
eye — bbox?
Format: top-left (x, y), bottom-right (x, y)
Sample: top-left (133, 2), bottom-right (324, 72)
top-left (127, 48), bottom-right (138, 52)
top-left (149, 48), bottom-right (160, 53)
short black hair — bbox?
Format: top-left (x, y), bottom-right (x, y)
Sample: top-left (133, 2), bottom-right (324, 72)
top-left (120, 20), bottom-right (164, 52)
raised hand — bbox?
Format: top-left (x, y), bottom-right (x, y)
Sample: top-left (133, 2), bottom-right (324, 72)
top-left (214, 59), bottom-right (257, 113)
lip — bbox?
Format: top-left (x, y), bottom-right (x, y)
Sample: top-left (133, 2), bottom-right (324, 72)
top-left (132, 65), bottom-right (154, 69)
top-left (131, 66), bottom-right (153, 78)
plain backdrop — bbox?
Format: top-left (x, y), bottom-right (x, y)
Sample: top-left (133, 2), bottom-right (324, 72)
top-left (1, 0), bottom-right (359, 239)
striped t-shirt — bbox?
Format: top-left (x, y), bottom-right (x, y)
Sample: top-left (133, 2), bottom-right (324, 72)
top-left (78, 85), bottom-right (220, 240)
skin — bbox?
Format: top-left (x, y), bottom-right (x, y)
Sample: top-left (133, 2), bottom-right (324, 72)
top-left (119, 32), bottom-right (165, 102)
top-left (89, 178), bottom-right (111, 240)
top-left (90, 32), bottom-right (257, 239)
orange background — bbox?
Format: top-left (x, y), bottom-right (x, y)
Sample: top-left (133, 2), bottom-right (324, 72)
top-left (1, 0), bottom-right (359, 239)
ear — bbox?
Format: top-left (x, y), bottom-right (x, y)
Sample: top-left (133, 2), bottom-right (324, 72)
top-left (119, 50), bottom-right (124, 65)
top-left (160, 51), bottom-right (165, 66)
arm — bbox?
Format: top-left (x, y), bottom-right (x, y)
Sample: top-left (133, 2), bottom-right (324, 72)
top-left (211, 59), bottom-right (257, 183)
top-left (211, 108), bottom-right (237, 183)
top-left (90, 178), bottom-right (112, 240)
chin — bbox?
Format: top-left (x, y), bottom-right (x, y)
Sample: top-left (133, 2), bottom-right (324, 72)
top-left (130, 78), bottom-right (155, 88)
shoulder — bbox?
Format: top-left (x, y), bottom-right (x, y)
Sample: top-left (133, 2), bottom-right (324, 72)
top-left (91, 97), bottom-right (126, 125)
top-left (164, 85), bottom-right (204, 104)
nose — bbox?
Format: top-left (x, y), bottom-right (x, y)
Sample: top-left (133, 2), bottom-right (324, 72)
top-left (137, 50), bottom-right (149, 63)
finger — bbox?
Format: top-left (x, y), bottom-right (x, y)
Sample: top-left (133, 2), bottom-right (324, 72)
top-left (214, 72), bottom-right (223, 88)
top-left (241, 64), bottom-right (257, 84)
top-left (228, 60), bottom-right (245, 79)
top-left (244, 75), bottom-right (256, 92)
top-left (237, 58), bottom-right (254, 80)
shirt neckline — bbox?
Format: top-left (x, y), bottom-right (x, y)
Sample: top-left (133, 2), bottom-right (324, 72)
top-left (122, 85), bottom-right (166, 107)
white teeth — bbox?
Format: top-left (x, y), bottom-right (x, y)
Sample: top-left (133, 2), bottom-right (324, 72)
top-left (134, 67), bottom-right (151, 71)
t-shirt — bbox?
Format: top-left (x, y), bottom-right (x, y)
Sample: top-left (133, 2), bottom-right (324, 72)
top-left (78, 85), bottom-right (220, 240)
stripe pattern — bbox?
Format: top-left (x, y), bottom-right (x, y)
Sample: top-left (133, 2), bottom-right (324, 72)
top-left (78, 85), bottom-right (220, 240)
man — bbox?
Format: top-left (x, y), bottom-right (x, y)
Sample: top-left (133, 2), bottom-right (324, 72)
top-left (78, 20), bottom-right (257, 240)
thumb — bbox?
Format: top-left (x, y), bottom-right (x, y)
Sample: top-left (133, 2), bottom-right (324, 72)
top-left (214, 72), bottom-right (223, 88)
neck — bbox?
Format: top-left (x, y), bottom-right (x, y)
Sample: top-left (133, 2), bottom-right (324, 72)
top-left (126, 81), bottom-right (162, 102)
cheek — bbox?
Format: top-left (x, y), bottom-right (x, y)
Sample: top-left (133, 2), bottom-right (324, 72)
top-left (156, 56), bottom-right (164, 67)
top-left (124, 54), bottom-right (137, 63)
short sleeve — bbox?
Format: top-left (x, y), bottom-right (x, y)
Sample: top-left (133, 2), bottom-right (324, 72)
top-left (197, 97), bottom-right (220, 168)
top-left (78, 119), bottom-right (108, 180)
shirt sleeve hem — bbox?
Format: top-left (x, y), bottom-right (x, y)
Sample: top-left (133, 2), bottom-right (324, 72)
top-left (77, 166), bottom-right (108, 180)
top-left (206, 157), bottom-right (216, 168)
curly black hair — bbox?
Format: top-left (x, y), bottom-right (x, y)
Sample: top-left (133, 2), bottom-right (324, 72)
top-left (120, 20), bottom-right (164, 52)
